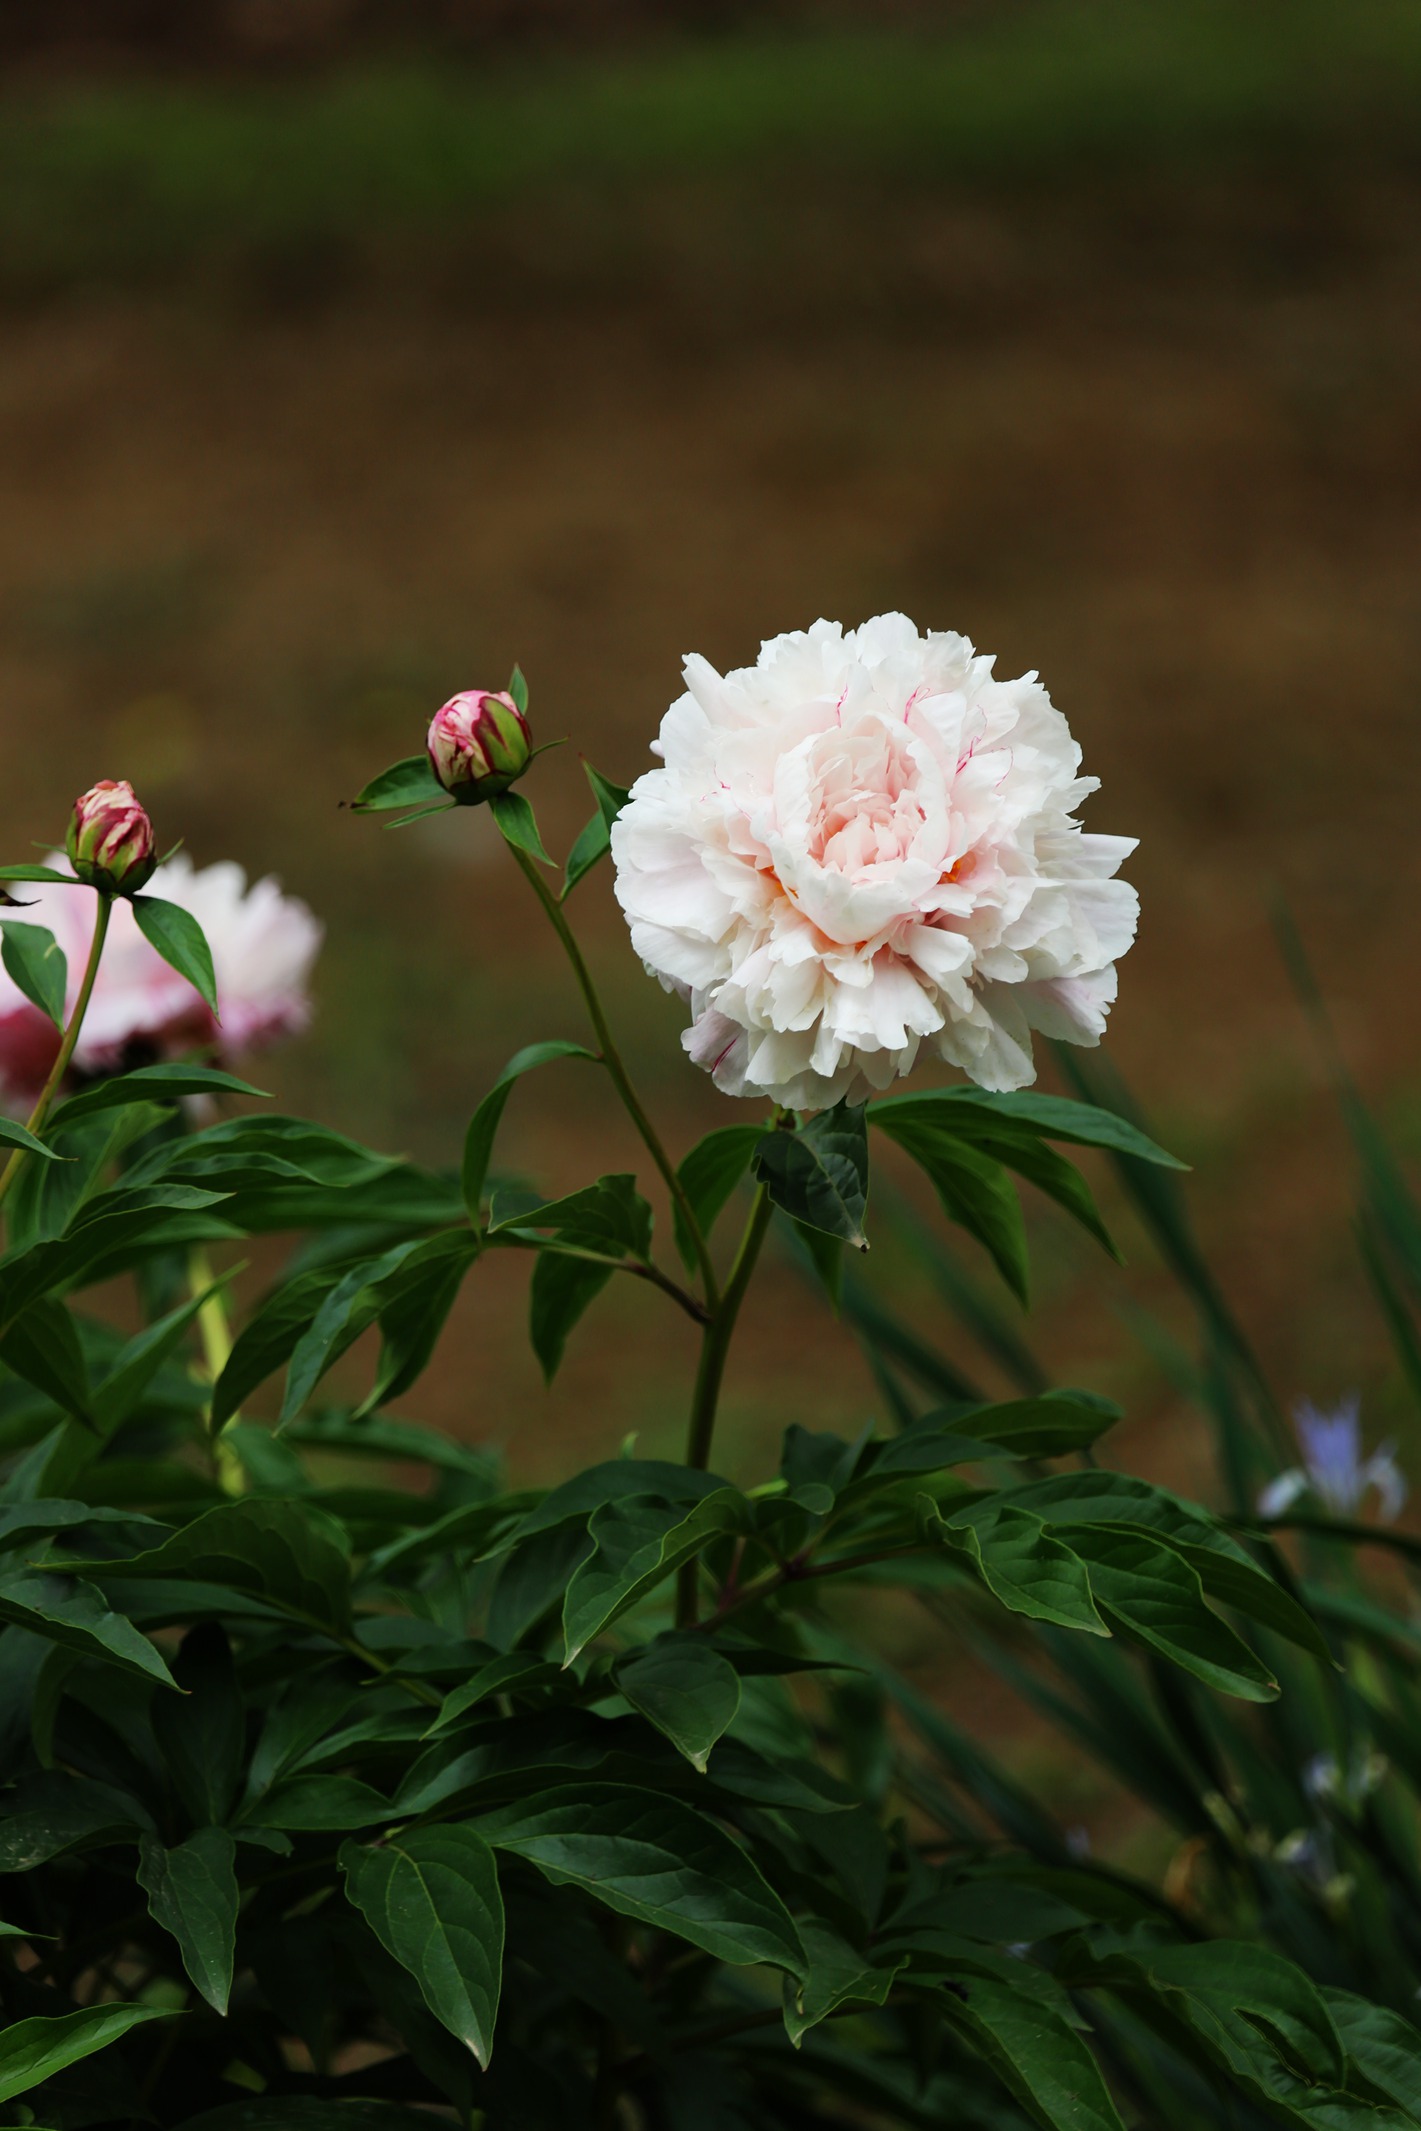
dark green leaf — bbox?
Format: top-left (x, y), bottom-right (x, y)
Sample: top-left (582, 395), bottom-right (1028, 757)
top-left (351, 753), bottom-right (445, 812)
top-left (0, 1298), bottom-right (91, 1422)
top-left (563, 1488), bottom-right (750, 1661)
top-left (519, 1459), bottom-right (729, 1539)
top-left (488, 787), bottom-right (553, 865)
top-left (211, 1264), bottom-right (344, 1426)
top-left (341, 1825), bottom-right (504, 2067)
top-left (983, 1132), bottom-right (1121, 1261)
top-left (0, 1770), bottom-right (152, 1872)
top-left (872, 1116), bottom-right (1028, 1301)
top-left (941, 1974), bottom-right (1127, 2131)
top-left (1007, 1471), bottom-right (1331, 1662)
top-left (245, 1774), bottom-right (391, 1829)
top-left (489, 1172), bottom-right (653, 1259)
top-left (783, 1920), bottom-right (901, 2046)
top-left (77, 1499), bottom-right (353, 1636)
top-left (1, 920), bottom-right (67, 1028)
top-left (0, 863), bottom-right (83, 886)
top-left (461, 1041), bottom-right (597, 1217)
top-left (98, 1270), bottom-right (242, 1432)
top-left (279, 1239), bottom-right (430, 1423)
top-left (529, 1249), bottom-right (614, 1384)
top-left (487, 1524), bottom-right (595, 1652)
top-left (755, 1104), bottom-right (868, 1248)
top-left (426, 1654), bottom-right (562, 1736)
top-left (131, 894), bottom-right (218, 1015)
top-left (153, 1624), bottom-right (244, 1828)
top-left (1062, 1937), bottom-right (1346, 2118)
top-left (356, 1232), bottom-right (480, 1414)
top-left (615, 1637), bottom-right (742, 1772)
top-left (923, 1501), bottom-right (1109, 1635)
top-left (672, 1124), bottom-right (764, 1274)
top-left (1066, 1528), bottom-right (1278, 1700)
top-left (1323, 1988), bottom-right (1421, 2114)
top-left (137, 1827), bottom-right (239, 2014)
top-left (945, 1390), bottom-right (1121, 1458)
top-left (0, 2003), bottom-right (174, 2103)
top-left (50, 1063), bottom-right (267, 1129)
top-left (561, 760), bottom-right (632, 899)
top-left (0, 1115), bottom-right (61, 1161)
top-left (478, 1782), bottom-right (806, 1976)
top-left (0, 1572), bottom-right (176, 1687)
top-left (870, 1085), bottom-right (1186, 1167)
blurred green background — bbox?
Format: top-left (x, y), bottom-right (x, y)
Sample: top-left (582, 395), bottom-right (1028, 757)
top-left (3, 0), bottom-right (1421, 1842)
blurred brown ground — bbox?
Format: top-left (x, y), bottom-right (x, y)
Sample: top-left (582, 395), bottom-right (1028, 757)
top-left (2, 2), bottom-right (1419, 1866)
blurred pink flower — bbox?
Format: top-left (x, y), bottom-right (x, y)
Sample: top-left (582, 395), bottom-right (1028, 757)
top-left (0, 853), bottom-right (322, 1112)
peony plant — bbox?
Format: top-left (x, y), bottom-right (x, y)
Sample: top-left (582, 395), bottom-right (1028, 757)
top-left (0, 621), bottom-right (1414, 2131)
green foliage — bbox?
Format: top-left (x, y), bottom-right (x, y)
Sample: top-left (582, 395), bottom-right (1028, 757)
top-left (0, 789), bottom-right (1415, 2131)
top-left (0, 924), bottom-right (66, 1031)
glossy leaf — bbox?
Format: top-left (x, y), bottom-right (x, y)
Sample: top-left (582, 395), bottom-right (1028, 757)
top-left (350, 753), bottom-right (445, 812)
top-left (562, 1488), bottom-right (750, 1661)
top-left (754, 1104), bottom-right (869, 1248)
top-left (873, 1116), bottom-right (1029, 1301)
top-left (0, 1115), bottom-right (61, 1160)
top-left (0, 1297), bottom-right (91, 1422)
top-left (0, 2002), bottom-right (173, 2103)
top-left (246, 1774), bottom-right (391, 1829)
top-left (561, 761), bottom-right (632, 900)
top-left (615, 1637), bottom-right (742, 1771)
top-left (479, 1783), bottom-right (806, 1976)
top-left (138, 1827), bottom-right (239, 2015)
top-left (1323, 1988), bottom-right (1421, 2115)
top-left (1065, 1527), bottom-right (1278, 1701)
top-left (461, 1041), bottom-right (597, 1217)
top-left (0, 919), bottom-right (67, 1027)
top-left (941, 1974), bottom-right (1127, 2131)
top-left (489, 1172), bottom-right (653, 1258)
top-left (869, 1085), bottom-right (1186, 1167)
top-left (0, 1572), bottom-right (176, 1687)
top-left (922, 1501), bottom-right (1109, 1635)
top-left (488, 787), bottom-right (553, 866)
top-left (50, 1062), bottom-right (267, 1129)
top-left (528, 1248), bottom-right (615, 1383)
top-left (75, 1499), bottom-right (353, 1637)
top-left (672, 1124), bottom-right (764, 1273)
top-left (341, 1825), bottom-right (504, 2066)
top-left (131, 893), bottom-right (219, 1015)
top-left (783, 1920), bottom-right (901, 2045)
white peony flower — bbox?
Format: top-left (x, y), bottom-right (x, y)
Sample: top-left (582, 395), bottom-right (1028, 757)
top-left (0, 852), bottom-right (322, 1111)
top-left (611, 614), bottom-right (1138, 1109)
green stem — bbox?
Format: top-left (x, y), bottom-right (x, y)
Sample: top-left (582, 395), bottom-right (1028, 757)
top-left (507, 843), bottom-right (720, 1310)
top-left (676, 1183), bottom-right (774, 1626)
top-left (0, 892), bottom-right (112, 1221)
top-left (491, 1232), bottom-right (709, 1324)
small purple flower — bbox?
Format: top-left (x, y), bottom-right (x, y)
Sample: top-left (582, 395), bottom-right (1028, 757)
top-left (1258, 1397), bottom-right (1406, 1523)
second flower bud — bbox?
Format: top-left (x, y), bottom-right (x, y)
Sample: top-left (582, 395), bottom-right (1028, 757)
top-left (427, 689), bottom-right (531, 805)
top-left (66, 779), bottom-right (157, 894)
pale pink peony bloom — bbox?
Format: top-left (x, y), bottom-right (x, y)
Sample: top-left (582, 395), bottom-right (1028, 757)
top-left (0, 853), bottom-right (321, 1111)
top-left (611, 613), bottom-right (1138, 1109)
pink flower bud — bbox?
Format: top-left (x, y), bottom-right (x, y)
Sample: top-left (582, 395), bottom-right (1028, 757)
top-left (427, 690), bottom-right (531, 804)
top-left (65, 780), bottom-right (157, 894)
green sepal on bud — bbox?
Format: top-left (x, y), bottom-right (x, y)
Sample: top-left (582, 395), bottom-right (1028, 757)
top-left (65, 779), bottom-right (157, 895)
